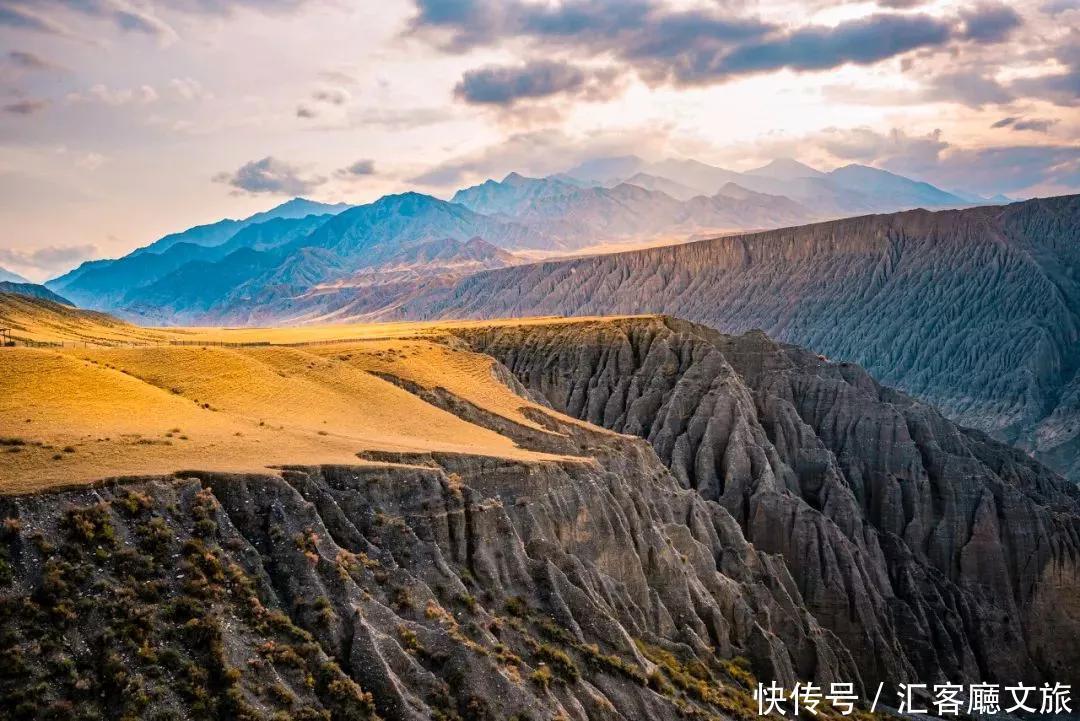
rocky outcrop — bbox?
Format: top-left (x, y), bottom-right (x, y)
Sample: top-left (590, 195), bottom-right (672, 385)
top-left (453, 316), bottom-right (1080, 690)
top-left (395, 195), bottom-right (1080, 483)
top-left (0, 356), bottom-right (857, 721)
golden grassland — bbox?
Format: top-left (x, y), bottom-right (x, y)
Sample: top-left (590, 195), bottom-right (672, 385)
top-left (1, 293), bottom-right (629, 494)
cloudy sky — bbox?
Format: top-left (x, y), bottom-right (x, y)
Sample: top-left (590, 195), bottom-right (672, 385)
top-left (0, 0), bottom-right (1077, 280)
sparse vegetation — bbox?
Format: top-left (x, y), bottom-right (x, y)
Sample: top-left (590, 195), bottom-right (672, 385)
top-left (0, 488), bottom-right (382, 721)
top-left (533, 643), bottom-right (579, 683)
top-left (529, 665), bottom-right (553, 691)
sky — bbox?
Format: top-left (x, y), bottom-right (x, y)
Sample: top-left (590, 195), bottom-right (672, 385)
top-left (0, 0), bottom-right (1077, 281)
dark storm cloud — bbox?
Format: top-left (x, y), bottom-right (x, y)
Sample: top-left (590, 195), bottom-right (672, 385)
top-left (454, 60), bottom-right (615, 105)
top-left (411, 0), bottom-right (775, 77)
top-left (213, 156), bottom-right (326, 195)
top-left (991, 116), bottom-right (1059, 132)
top-left (338, 159), bottom-right (376, 177)
top-left (958, 3), bottom-right (1022, 43)
top-left (1009, 33), bottom-right (1080, 106)
top-left (924, 70), bottom-right (1012, 108)
top-left (1012, 118), bottom-right (1059, 132)
top-left (1012, 71), bottom-right (1080, 105)
top-left (417, 1), bottom-right (1017, 90)
top-left (714, 14), bottom-right (952, 79)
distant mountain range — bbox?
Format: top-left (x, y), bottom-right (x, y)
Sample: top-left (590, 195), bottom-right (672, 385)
top-left (49, 198), bottom-right (353, 305)
top-left (0, 266), bottom-right (29, 284)
top-left (450, 172), bottom-right (816, 247)
top-left (567, 155), bottom-right (972, 216)
top-left (45, 156), bottom-right (996, 323)
top-left (59, 192), bottom-right (537, 324)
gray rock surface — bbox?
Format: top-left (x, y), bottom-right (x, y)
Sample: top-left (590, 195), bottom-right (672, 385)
top-left (452, 316), bottom-right (1080, 690)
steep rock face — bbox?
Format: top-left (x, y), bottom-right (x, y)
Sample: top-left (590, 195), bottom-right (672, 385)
top-left (452, 316), bottom-right (1080, 690)
top-left (397, 195), bottom-right (1080, 483)
top-left (0, 359), bottom-right (857, 720)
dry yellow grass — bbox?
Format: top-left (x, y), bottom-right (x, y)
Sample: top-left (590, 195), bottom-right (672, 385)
top-left (0, 293), bottom-right (630, 493)
top-left (1, 291), bottom-right (644, 346)
top-left (0, 292), bottom-right (173, 345)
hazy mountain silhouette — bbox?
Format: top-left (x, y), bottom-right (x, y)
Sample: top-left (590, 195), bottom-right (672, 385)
top-left (0, 266), bottom-right (29, 284)
top-left (564, 156), bottom-right (973, 217)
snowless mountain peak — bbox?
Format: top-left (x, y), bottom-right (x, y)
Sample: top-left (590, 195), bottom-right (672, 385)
top-left (746, 157), bottom-right (825, 180)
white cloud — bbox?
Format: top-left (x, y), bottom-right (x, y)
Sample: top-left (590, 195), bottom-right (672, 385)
top-left (68, 83), bottom-right (159, 106)
top-left (170, 77), bottom-right (211, 101)
top-left (75, 152), bottom-right (107, 170)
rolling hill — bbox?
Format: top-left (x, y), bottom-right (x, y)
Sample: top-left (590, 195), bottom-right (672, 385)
top-left (0, 282), bottom-right (73, 306)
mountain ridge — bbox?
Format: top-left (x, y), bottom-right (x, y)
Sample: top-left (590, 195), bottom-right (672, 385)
top-left (47, 197), bottom-right (354, 294)
top-left (354, 194), bottom-right (1080, 483)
